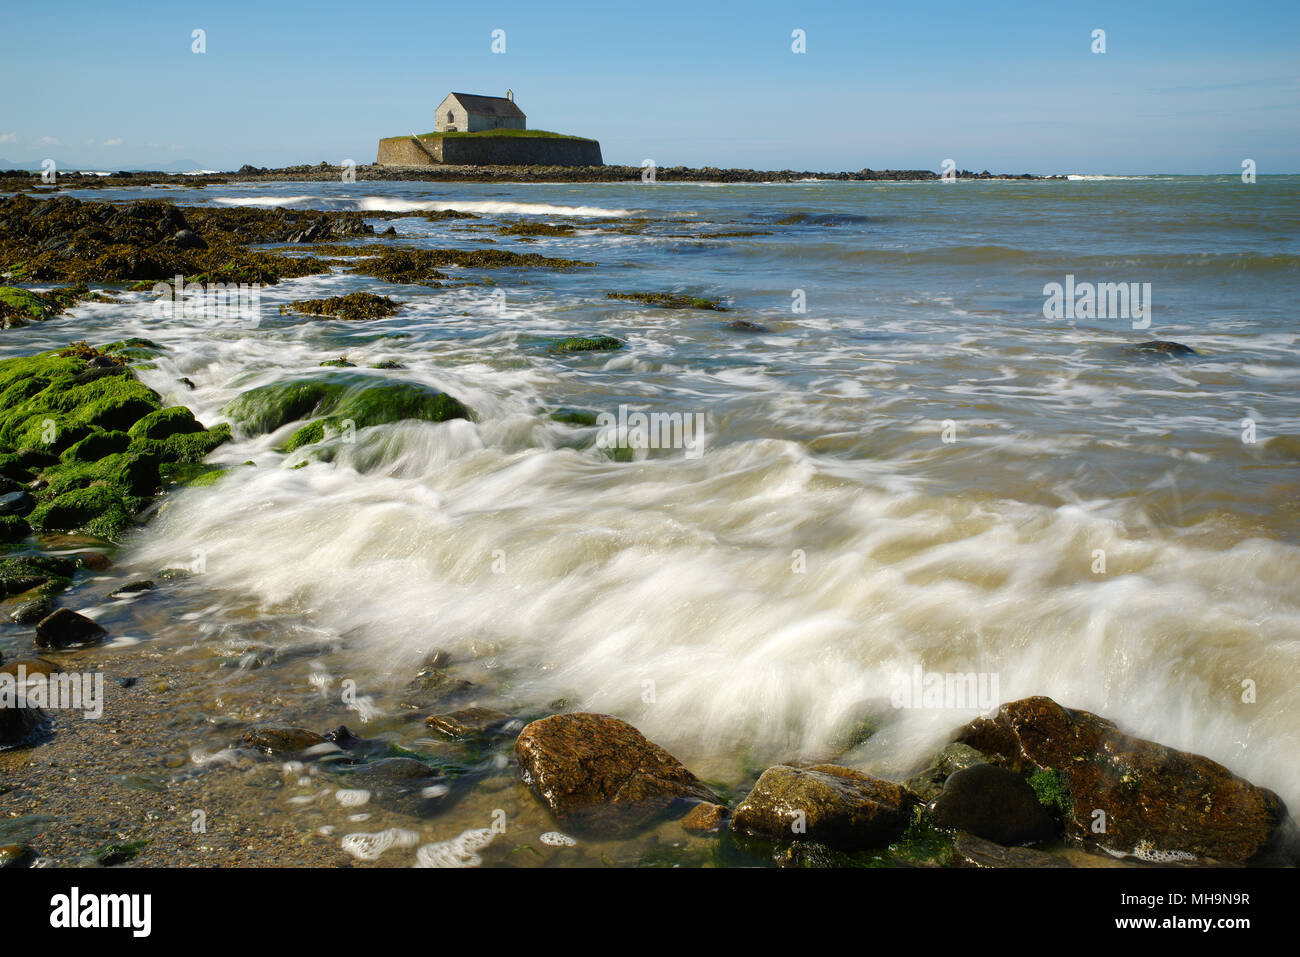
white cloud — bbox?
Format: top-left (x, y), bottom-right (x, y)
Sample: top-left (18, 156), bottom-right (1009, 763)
top-left (38, 136), bottom-right (62, 146)
top-left (0, 133), bottom-right (16, 144)
top-left (104, 137), bottom-right (123, 147)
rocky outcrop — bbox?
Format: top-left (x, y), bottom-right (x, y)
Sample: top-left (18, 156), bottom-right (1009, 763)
top-left (730, 764), bottom-right (917, 849)
top-left (514, 713), bottom-right (720, 834)
top-left (956, 696), bottom-right (1300, 865)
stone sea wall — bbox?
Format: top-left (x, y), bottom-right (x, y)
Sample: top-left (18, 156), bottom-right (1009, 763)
top-left (377, 134), bottom-right (603, 168)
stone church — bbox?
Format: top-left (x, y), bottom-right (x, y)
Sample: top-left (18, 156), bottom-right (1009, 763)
top-left (434, 92), bottom-right (526, 133)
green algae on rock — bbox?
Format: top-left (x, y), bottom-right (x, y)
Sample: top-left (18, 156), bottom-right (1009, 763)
top-left (281, 292), bottom-right (401, 322)
top-left (223, 371), bottom-right (472, 453)
top-left (548, 336), bottom-right (624, 354)
top-left (0, 343), bottom-right (230, 539)
top-left (0, 285), bottom-right (114, 329)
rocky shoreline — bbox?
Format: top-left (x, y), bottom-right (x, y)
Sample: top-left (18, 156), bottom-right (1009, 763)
top-left (0, 162), bottom-right (1059, 191)
top-left (0, 189), bottom-right (1288, 869)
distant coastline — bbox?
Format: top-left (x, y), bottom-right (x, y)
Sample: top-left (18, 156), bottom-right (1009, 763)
top-left (0, 162), bottom-right (1061, 189)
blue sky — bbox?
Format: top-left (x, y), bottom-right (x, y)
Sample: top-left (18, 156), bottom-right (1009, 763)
top-left (1, 0), bottom-right (1297, 173)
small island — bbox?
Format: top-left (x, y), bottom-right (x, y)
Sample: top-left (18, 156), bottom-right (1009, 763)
top-left (377, 91), bottom-right (603, 167)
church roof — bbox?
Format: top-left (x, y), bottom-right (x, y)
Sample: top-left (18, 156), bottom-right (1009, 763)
top-left (448, 92), bottom-right (526, 118)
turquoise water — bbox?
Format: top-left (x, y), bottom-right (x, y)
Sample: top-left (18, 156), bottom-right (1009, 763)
top-left (2, 174), bottom-right (1298, 864)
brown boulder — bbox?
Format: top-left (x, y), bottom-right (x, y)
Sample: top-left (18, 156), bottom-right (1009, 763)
top-left (34, 607), bottom-right (106, 649)
top-left (514, 712), bottom-right (720, 834)
top-left (956, 696), bottom-right (1299, 865)
top-left (731, 764), bottom-right (917, 849)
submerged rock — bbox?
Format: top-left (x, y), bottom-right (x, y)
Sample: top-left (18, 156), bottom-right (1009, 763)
top-left (950, 833), bottom-right (1071, 869)
top-left (0, 844), bottom-right (36, 868)
top-left (34, 607), bottom-right (106, 649)
top-left (241, 727), bottom-right (328, 755)
top-left (929, 763), bottom-right (1058, 846)
top-left (425, 707), bottom-right (510, 740)
top-left (730, 764), bottom-right (917, 850)
top-left (956, 696), bottom-right (1300, 865)
top-left (514, 712), bottom-right (720, 834)
top-left (723, 319), bottom-right (768, 333)
top-left (331, 756), bottom-right (455, 817)
top-left (1126, 339), bottom-right (1197, 357)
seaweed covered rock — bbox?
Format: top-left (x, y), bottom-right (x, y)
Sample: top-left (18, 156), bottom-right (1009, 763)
top-left (955, 696), bottom-right (1300, 865)
top-left (0, 555), bottom-right (75, 596)
top-left (514, 713), bottom-right (721, 835)
top-left (0, 344), bottom-right (230, 539)
top-left (0, 194), bottom-right (375, 284)
top-left (352, 246), bottom-right (593, 284)
top-left (281, 292), bottom-right (400, 321)
top-left (0, 286), bottom-right (55, 327)
top-left (731, 764), bottom-right (917, 850)
top-left (223, 371), bottom-right (471, 452)
top-left (605, 291), bottom-right (726, 311)
top-left (548, 336), bottom-right (624, 354)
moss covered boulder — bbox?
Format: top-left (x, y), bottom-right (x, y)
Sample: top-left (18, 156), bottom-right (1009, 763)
top-left (223, 371), bottom-right (470, 452)
top-left (0, 287), bottom-right (55, 328)
top-left (955, 696), bottom-right (1300, 865)
top-left (0, 344), bottom-right (230, 539)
